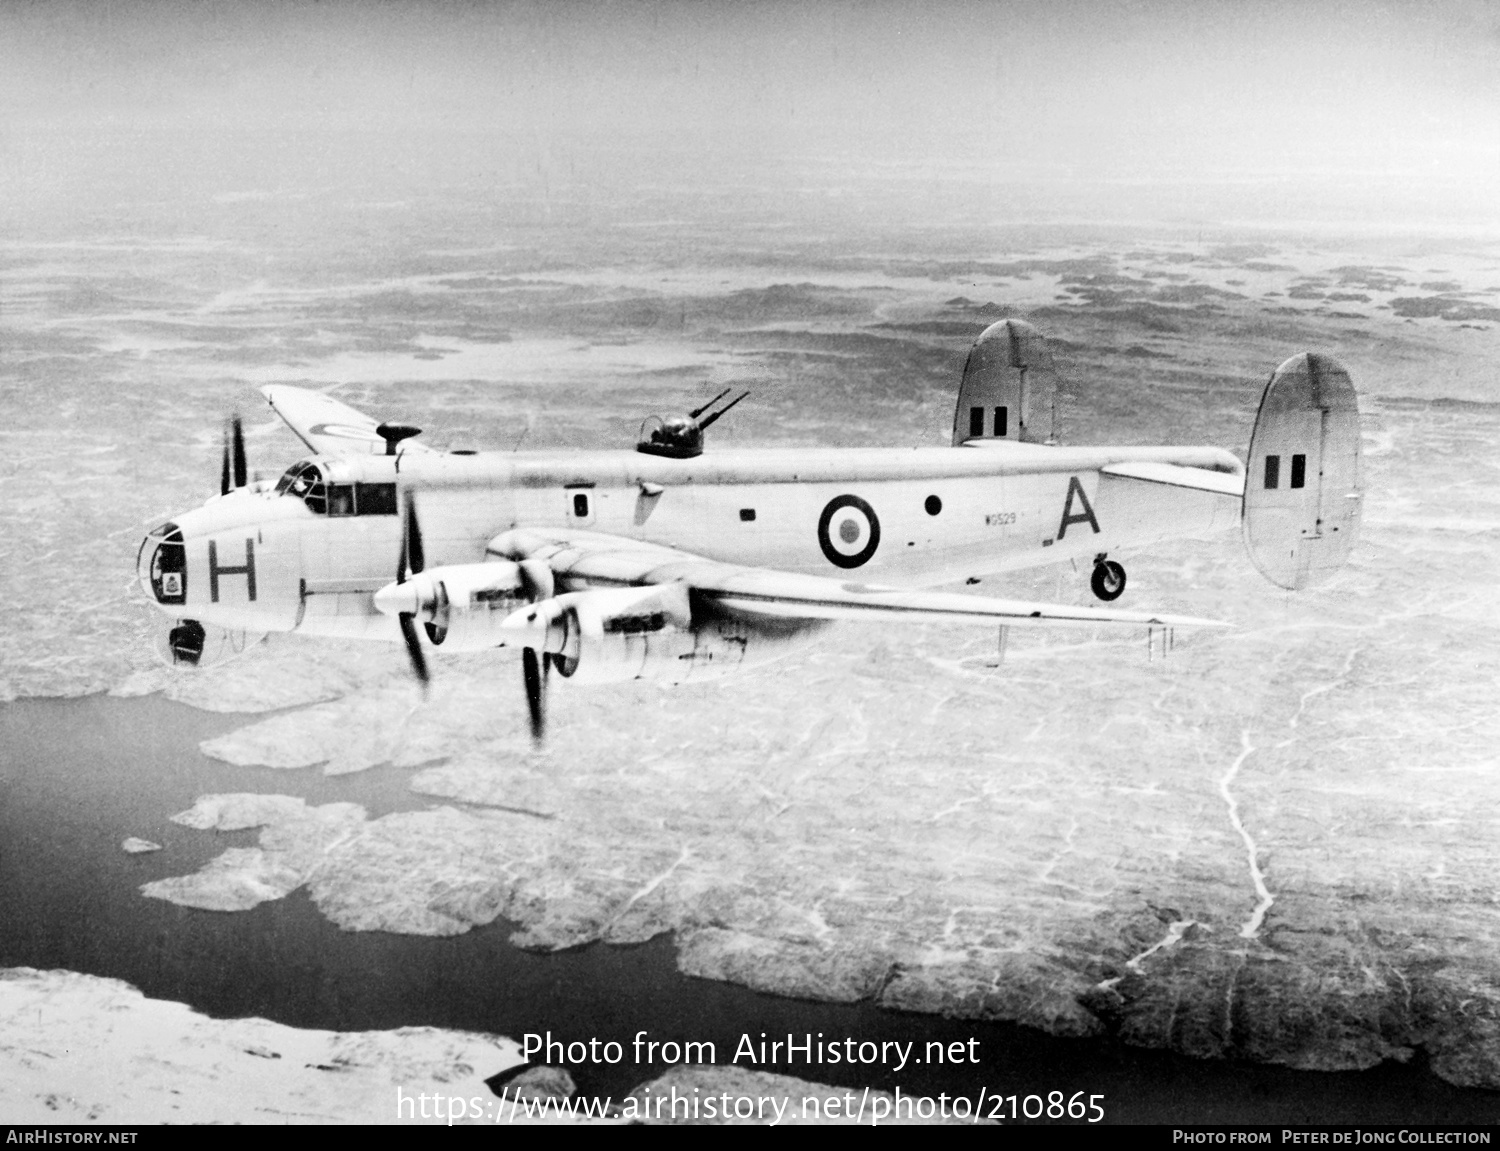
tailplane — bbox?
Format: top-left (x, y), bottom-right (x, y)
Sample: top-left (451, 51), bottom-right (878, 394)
top-left (1242, 353), bottom-right (1362, 590)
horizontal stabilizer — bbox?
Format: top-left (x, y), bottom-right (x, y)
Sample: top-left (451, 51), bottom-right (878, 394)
top-left (1101, 460), bottom-right (1245, 498)
top-left (1242, 353), bottom-right (1362, 590)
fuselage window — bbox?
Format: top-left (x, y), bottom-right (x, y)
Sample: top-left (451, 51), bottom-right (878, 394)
top-left (1289, 454), bottom-right (1307, 489)
top-left (994, 406), bottom-right (1008, 437)
top-left (355, 482), bottom-right (398, 515)
top-left (573, 492), bottom-right (590, 518)
top-left (925, 495), bottom-right (942, 516)
top-left (1263, 455), bottom-right (1280, 489)
top-left (740, 508), bottom-right (756, 522)
top-left (969, 406), bottom-right (984, 438)
top-left (327, 482), bottom-right (399, 517)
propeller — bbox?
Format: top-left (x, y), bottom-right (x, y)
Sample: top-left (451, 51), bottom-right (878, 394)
top-left (520, 561), bottom-right (552, 742)
top-left (376, 510), bottom-right (560, 737)
top-left (522, 647), bottom-right (546, 742)
top-left (495, 595), bottom-right (571, 746)
top-left (505, 549), bottom-right (558, 743)
top-left (394, 490), bottom-right (430, 690)
top-left (232, 415), bottom-right (247, 489)
top-left (219, 415), bottom-right (247, 496)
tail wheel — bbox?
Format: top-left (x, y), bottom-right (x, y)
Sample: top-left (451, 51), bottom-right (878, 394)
top-left (1091, 559), bottom-right (1126, 602)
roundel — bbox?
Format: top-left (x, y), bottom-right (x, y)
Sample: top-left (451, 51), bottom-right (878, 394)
top-left (818, 495), bottom-right (881, 569)
top-left (308, 422), bottom-right (382, 444)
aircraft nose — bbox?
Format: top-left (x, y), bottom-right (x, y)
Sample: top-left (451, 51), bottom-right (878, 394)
top-left (135, 534), bottom-right (153, 595)
top-left (139, 522), bottom-right (187, 606)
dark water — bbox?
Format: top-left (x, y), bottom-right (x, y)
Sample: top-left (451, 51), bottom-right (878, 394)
top-left (0, 695), bottom-right (1495, 1125)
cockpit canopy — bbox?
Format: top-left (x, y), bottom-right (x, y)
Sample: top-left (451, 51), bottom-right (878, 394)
top-left (275, 461), bottom-right (327, 511)
top-left (274, 460), bottom-right (397, 516)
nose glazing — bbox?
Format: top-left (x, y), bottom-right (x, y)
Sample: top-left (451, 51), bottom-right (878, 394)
top-left (139, 523), bottom-right (187, 606)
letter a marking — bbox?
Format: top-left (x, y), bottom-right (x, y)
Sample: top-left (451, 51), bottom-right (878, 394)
top-left (1056, 475), bottom-right (1100, 540)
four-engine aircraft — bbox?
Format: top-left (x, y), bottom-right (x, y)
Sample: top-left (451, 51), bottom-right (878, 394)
top-left (137, 319), bottom-right (1363, 738)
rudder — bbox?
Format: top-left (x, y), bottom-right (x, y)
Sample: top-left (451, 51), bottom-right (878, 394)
top-left (1242, 352), bottom-right (1362, 590)
top-left (952, 319), bottom-right (1059, 446)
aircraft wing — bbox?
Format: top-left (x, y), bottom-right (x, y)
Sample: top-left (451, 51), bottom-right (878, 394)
top-left (261, 385), bottom-right (436, 458)
top-left (489, 529), bottom-right (1228, 632)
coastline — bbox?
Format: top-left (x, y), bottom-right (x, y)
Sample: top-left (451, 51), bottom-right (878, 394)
top-left (2, 693), bottom-right (1496, 1122)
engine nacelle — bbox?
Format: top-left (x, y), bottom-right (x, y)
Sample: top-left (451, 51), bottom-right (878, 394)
top-left (499, 584), bottom-right (816, 686)
top-left (561, 585), bottom-right (721, 684)
top-left (397, 561), bottom-right (531, 652)
top-left (399, 567), bottom-right (823, 683)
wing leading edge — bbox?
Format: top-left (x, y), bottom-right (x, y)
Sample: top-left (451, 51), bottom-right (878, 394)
top-left (488, 529), bottom-right (1228, 632)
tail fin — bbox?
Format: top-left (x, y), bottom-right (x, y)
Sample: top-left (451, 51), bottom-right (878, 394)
top-left (953, 319), bottom-right (1059, 445)
top-left (1242, 353), bottom-right (1362, 590)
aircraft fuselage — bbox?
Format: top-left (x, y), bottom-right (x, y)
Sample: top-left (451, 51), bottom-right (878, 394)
top-left (141, 441), bottom-right (1244, 645)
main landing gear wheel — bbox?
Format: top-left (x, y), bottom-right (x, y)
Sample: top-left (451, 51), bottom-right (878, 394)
top-left (1091, 557), bottom-right (1126, 602)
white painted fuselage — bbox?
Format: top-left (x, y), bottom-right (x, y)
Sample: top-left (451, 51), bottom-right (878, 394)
top-left (146, 441), bottom-right (1244, 644)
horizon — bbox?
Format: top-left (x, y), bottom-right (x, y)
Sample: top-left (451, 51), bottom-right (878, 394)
top-left (3, 1), bottom-right (1498, 236)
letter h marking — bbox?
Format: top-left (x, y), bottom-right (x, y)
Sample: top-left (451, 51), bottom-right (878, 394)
top-left (209, 538), bottom-right (257, 602)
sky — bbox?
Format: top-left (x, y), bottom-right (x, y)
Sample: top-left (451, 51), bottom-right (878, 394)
top-left (2, 0), bottom-right (1498, 229)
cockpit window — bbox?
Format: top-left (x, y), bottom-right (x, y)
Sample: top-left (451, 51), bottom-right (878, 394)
top-left (275, 464), bottom-right (395, 517)
top-left (275, 462), bottom-right (326, 514)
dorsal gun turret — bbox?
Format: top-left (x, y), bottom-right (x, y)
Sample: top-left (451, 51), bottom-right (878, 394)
top-left (636, 388), bottom-right (749, 459)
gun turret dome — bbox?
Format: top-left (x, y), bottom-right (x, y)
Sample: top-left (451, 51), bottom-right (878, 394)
top-left (635, 388), bottom-right (749, 460)
top-left (637, 413), bottom-right (704, 459)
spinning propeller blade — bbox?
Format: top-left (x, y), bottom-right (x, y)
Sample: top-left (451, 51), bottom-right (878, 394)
top-left (220, 415), bottom-right (248, 495)
top-left (397, 612), bottom-right (430, 687)
top-left (231, 415), bottom-right (247, 489)
top-left (402, 489), bottom-right (425, 579)
top-left (397, 490), bottom-right (430, 690)
top-left (522, 647), bottom-right (547, 743)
